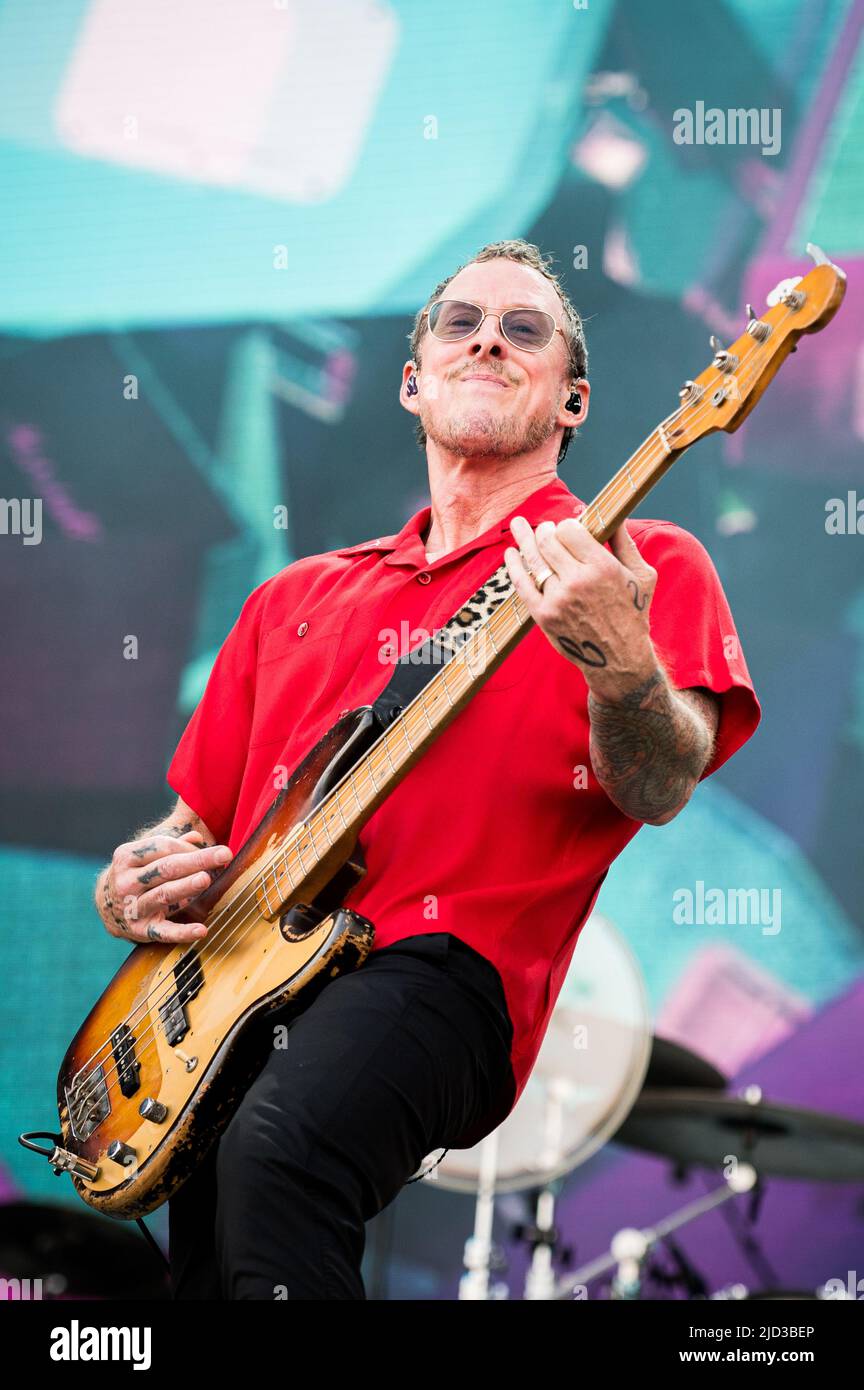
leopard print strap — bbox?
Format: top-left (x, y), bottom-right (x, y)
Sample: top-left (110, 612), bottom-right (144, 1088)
top-left (408, 560), bottom-right (515, 664)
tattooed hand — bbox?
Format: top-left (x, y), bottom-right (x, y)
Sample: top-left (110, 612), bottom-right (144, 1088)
top-left (503, 514), bottom-right (719, 823)
top-left (96, 820), bottom-right (233, 946)
top-left (504, 515), bottom-right (659, 700)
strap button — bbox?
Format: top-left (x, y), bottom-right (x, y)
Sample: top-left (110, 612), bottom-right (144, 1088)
top-left (297, 622), bottom-right (308, 636)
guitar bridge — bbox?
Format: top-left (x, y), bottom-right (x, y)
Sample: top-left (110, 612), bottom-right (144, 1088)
top-left (66, 1064), bottom-right (111, 1141)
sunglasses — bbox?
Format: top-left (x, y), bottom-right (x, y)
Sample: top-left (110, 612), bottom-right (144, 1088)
top-left (424, 299), bottom-right (566, 352)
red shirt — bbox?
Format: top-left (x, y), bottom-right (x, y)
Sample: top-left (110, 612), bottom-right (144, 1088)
top-left (166, 475), bottom-right (761, 1118)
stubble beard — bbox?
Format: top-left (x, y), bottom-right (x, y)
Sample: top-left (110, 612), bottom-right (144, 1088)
top-left (421, 393), bottom-right (561, 459)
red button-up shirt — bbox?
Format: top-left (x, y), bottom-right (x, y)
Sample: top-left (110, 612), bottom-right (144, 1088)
top-left (166, 475), bottom-right (761, 1118)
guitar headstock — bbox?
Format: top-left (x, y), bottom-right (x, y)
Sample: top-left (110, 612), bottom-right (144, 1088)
top-left (667, 245), bottom-right (847, 448)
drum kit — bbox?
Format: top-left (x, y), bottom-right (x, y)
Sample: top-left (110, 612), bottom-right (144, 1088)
top-left (413, 913), bottom-right (864, 1301)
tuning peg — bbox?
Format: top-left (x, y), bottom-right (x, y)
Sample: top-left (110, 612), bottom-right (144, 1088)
top-left (805, 242), bottom-right (830, 266)
top-left (767, 276), bottom-right (805, 310)
top-left (746, 305), bottom-right (772, 343)
top-left (710, 337), bottom-right (738, 373)
top-left (678, 379), bottom-right (705, 403)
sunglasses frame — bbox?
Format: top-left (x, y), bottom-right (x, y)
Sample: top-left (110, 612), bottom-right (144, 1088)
top-left (422, 298), bottom-right (567, 352)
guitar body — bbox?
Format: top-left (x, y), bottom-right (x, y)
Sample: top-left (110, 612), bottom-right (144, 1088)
top-left (57, 706), bottom-right (383, 1219)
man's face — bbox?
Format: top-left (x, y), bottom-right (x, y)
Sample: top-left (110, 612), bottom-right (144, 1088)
top-left (402, 259), bottom-right (583, 459)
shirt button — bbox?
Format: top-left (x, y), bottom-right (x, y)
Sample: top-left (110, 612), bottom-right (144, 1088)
top-left (297, 621), bottom-right (308, 636)
top-left (417, 572), bottom-right (432, 584)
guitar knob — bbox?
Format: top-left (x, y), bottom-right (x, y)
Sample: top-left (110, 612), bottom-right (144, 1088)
top-left (106, 1140), bottom-right (137, 1168)
top-left (139, 1097), bottom-right (168, 1123)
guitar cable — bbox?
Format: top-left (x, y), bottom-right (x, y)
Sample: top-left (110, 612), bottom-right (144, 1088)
top-left (135, 1215), bottom-right (170, 1275)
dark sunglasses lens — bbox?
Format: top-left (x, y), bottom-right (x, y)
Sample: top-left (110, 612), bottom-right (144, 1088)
top-left (429, 300), bottom-right (483, 339)
top-left (501, 309), bottom-right (554, 348)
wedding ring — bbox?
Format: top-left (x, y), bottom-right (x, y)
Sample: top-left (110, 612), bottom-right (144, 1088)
top-left (532, 564), bottom-right (554, 593)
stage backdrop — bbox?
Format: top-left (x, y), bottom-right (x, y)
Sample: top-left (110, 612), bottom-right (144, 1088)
top-left (1, 0), bottom-right (861, 1298)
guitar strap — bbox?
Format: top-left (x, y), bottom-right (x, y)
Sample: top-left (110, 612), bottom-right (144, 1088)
top-left (371, 558), bottom-right (515, 729)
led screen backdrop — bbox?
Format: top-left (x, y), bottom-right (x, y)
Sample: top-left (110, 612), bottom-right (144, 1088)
top-left (0, 0), bottom-right (862, 1301)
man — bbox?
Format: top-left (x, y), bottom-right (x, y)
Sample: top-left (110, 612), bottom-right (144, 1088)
top-left (95, 239), bottom-right (761, 1299)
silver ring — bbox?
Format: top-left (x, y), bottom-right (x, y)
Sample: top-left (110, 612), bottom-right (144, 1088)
top-left (532, 564), bottom-right (555, 593)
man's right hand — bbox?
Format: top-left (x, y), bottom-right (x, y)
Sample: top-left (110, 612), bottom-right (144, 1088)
top-left (98, 829), bottom-right (233, 945)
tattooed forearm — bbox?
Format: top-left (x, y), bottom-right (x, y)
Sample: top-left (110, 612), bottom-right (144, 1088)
top-left (587, 671), bottom-right (716, 824)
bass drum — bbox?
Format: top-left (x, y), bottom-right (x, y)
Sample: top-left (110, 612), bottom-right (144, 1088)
top-left (427, 911), bottom-right (651, 1193)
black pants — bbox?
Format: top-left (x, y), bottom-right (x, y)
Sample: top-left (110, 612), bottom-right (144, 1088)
top-left (167, 932), bottom-right (516, 1299)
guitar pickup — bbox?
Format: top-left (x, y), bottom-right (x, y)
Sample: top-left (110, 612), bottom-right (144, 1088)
top-left (159, 949), bottom-right (204, 1048)
top-left (110, 1022), bottom-right (140, 1098)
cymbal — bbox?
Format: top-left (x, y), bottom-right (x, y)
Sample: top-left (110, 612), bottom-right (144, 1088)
top-left (642, 1036), bottom-right (726, 1092)
top-left (0, 1199), bottom-right (169, 1298)
top-left (614, 1089), bottom-right (864, 1181)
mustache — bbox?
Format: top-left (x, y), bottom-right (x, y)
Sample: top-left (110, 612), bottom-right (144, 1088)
top-left (455, 368), bottom-right (512, 383)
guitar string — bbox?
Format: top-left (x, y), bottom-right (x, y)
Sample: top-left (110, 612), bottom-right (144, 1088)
top-left (69, 310), bottom-right (794, 1121)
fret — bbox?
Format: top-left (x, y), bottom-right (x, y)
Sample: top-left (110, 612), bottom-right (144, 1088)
top-left (294, 823), bottom-right (309, 873)
top-left (382, 735), bottom-right (399, 776)
top-left (278, 845), bottom-right (296, 889)
top-left (260, 870), bottom-right (278, 917)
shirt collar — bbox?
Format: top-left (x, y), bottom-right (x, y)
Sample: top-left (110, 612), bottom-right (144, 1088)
top-left (335, 475), bottom-right (585, 569)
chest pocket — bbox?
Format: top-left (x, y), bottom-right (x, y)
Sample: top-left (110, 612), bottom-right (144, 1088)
top-left (250, 605), bottom-right (357, 749)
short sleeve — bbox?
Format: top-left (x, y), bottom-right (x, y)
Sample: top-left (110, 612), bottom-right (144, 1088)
top-left (634, 522), bottom-right (762, 779)
top-left (165, 582), bottom-right (267, 843)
